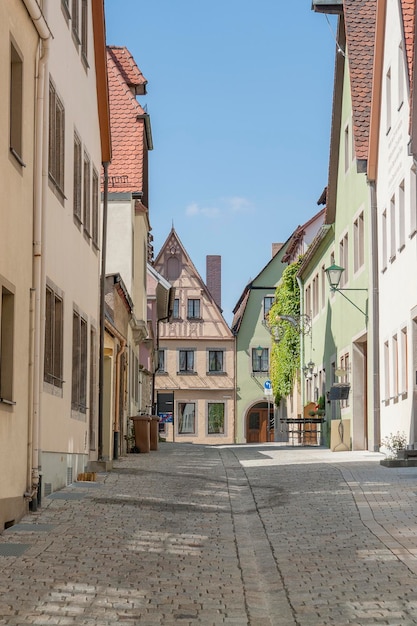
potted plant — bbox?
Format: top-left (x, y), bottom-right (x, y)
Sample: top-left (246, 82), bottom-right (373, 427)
top-left (308, 395), bottom-right (326, 418)
top-left (380, 431), bottom-right (407, 459)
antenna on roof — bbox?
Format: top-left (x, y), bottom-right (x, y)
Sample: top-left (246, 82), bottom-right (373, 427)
top-left (325, 14), bottom-right (345, 57)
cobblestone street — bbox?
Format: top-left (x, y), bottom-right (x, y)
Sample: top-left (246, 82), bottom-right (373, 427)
top-left (2, 443), bottom-right (417, 625)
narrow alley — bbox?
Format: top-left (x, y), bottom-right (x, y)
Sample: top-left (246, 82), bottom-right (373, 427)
top-left (2, 443), bottom-right (417, 625)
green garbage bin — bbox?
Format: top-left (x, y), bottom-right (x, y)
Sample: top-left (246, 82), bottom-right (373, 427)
top-left (150, 416), bottom-right (160, 451)
top-left (130, 415), bottom-right (151, 453)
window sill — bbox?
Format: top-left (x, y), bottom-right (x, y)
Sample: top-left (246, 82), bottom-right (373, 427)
top-left (10, 147), bottom-right (26, 168)
top-left (0, 398), bottom-right (16, 406)
top-left (177, 371), bottom-right (197, 375)
top-left (61, 0), bottom-right (71, 23)
top-left (207, 371), bottom-right (227, 376)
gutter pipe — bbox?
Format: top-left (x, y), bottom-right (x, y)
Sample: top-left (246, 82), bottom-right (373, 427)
top-left (370, 181), bottom-right (380, 450)
top-left (24, 0), bottom-right (51, 511)
top-left (98, 161), bottom-right (110, 459)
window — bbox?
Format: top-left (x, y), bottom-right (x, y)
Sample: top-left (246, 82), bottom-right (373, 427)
top-left (61, 0), bottom-right (70, 21)
top-left (382, 209), bottom-right (388, 271)
top-left (312, 273), bottom-right (319, 317)
top-left (72, 0), bottom-right (80, 43)
top-left (0, 284), bottom-right (14, 403)
top-left (83, 151), bottom-right (91, 236)
top-left (48, 80), bottom-right (65, 195)
top-left (305, 284), bottom-right (311, 316)
top-left (187, 299), bottom-right (200, 319)
top-left (339, 233), bottom-right (349, 286)
top-left (344, 123), bottom-right (350, 173)
top-left (158, 349), bottom-right (165, 372)
top-left (384, 340), bottom-right (390, 402)
top-left (411, 165), bottom-right (417, 236)
top-left (401, 327), bottom-right (408, 397)
top-left (10, 42), bottom-right (23, 164)
top-left (321, 265), bottom-right (326, 310)
top-left (392, 334), bottom-right (398, 400)
top-left (71, 309), bottom-right (88, 413)
top-left (353, 212), bottom-right (364, 272)
top-left (89, 327), bottom-right (97, 450)
top-left (179, 349), bottom-right (195, 373)
top-left (208, 403), bottom-right (225, 435)
top-left (92, 168), bottom-right (99, 247)
top-left (178, 402), bottom-right (195, 434)
top-left (81, 0), bottom-right (89, 66)
top-left (398, 181), bottom-right (405, 251)
top-left (398, 43), bottom-right (404, 110)
top-left (208, 349), bottom-right (224, 373)
top-left (172, 298), bottom-right (180, 319)
top-left (73, 133), bottom-right (82, 222)
top-left (252, 347), bottom-right (268, 373)
top-left (390, 194), bottom-right (396, 262)
top-left (44, 285), bottom-right (63, 389)
top-left (263, 296), bottom-right (274, 319)
top-left (386, 67), bottom-right (391, 133)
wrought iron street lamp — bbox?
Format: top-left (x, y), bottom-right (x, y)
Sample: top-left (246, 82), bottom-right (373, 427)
top-left (324, 264), bottom-right (368, 322)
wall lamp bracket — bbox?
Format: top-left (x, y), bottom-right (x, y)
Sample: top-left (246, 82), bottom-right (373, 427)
top-left (325, 264), bottom-right (368, 322)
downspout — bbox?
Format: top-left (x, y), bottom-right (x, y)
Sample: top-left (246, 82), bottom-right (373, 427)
top-left (370, 181), bottom-right (380, 450)
top-left (233, 334), bottom-right (237, 443)
top-left (98, 161), bottom-right (110, 459)
top-left (25, 1), bottom-right (51, 511)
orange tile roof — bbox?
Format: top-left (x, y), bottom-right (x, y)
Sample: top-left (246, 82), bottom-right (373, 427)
top-left (401, 0), bottom-right (414, 86)
top-left (105, 46), bottom-right (149, 193)
top-left (107, 46), bottom-right (147, 94)
top-left (344, 0), bottom-right (377, 161)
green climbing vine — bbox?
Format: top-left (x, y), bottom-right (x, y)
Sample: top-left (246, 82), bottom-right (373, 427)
top-left (268, 258), bottom-right (302, 404)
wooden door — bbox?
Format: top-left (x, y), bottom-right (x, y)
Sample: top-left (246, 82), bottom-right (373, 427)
top-left (247, 409), bottom-right (270, 443)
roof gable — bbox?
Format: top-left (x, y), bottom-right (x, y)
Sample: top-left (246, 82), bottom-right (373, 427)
top-left (107, 46), bottom-right (147, 95)
top-left (106, 46), bottom-right (151, 194)
top-left (154, 229), bottom-right (233, 335)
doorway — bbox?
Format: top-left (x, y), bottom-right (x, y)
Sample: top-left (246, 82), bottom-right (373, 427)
top-left (246, 402), bottom-right (274, 443)
top-left (352, 337), bottom-right (368, 450)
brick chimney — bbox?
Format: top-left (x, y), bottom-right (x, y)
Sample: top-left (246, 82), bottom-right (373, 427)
top-left (206, 255), bottom-right (221, 309)
top-left (272, 243), bottom-right (284, 258)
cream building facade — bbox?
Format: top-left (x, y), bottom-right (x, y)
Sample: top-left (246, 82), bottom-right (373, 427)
top-left (154, 229), bottom-right (235, 444)
top-left (0, 0), bottom-right (40, 530)
top-left (0, 0), bottom-right (111, 526)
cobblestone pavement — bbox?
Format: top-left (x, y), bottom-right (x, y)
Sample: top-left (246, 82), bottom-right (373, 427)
top-left (2, 443), bottom-right (417, 625)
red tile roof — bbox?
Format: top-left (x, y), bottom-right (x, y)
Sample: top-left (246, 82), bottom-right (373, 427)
top-left (401, 1), bottom-right (414, 86)
top-left (344, 0), bottom-right (377, 161)
top-left (107, 46), bottom-right (147, 94)
top-left (105, 46), bottom-right (149, 193)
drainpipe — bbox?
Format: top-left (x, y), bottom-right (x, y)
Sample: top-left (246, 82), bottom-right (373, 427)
top-left (370, 180), bottom-right (380, 451)
top-left (98, 162), bottom-right (110, 459)
top-left (26, 1), bottom-right (51, 510)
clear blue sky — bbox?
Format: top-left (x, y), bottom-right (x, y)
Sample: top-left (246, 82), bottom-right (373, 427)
top-left (104, 0), bottom-right (337, 325)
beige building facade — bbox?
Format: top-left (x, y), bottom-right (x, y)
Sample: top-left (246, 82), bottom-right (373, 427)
top-left (0, 0), bottom-right (40, 529)
top-left (154, 229), bottom-right (236, 445)
top-left (0, 0), bottom-right (111, 526)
